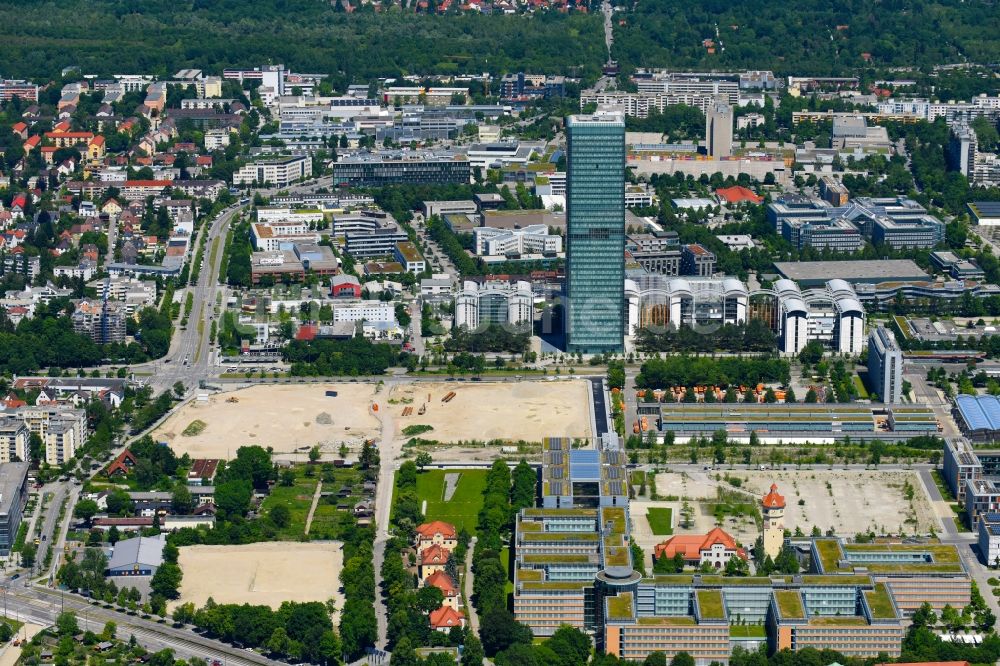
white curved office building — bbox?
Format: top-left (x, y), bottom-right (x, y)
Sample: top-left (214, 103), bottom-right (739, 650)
top-left (627, 276), bottom-right (866, 355)
top-left (454, 280), bottom-right (533, 331)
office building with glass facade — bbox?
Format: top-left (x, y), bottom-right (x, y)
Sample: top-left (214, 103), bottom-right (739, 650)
top-left (566, 111), bottom-right (626, 353)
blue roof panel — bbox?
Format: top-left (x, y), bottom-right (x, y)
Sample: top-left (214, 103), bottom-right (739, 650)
top-left (569, 450), bottom-right (602, 481)
top-left (957, 394), bottom-right (998, 432)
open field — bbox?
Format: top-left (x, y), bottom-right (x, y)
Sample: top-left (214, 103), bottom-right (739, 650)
top-left (410, 469), bottom-right (489, 534)
top-left (388, 380), bottom-right (591, 442)
top-left (173, 542), bottom-right (343, 612)
top-left (153, 384), bottom-right (380, 459)
top-left (704, 469), bottom-right (938, 536)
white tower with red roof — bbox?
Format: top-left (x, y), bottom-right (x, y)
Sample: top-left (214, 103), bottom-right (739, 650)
top-left (761, 482), bottom-right (786, 560)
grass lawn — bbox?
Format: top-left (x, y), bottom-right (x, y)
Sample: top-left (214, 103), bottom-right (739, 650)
top-left (852, 374), bottom-right (870, 399)
top-left (501, 546), bottom-right (513, 598)
top-left (414, 469), bottom-right (489, 535)
top-left (260, 465), bottom-right (361, 539)
top-left (730, 625), bottom-right (766, 638)
top-left (645, 507), bottom-right (674, 535)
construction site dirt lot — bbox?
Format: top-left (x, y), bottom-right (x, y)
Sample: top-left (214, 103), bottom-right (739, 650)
top-left (153, 384), bottom-right (380, 459)
top-left (656, 469), bottom-right (939, 540)
top-left (389, 380), bottom-right (591, 442)
top-left (172, 542), bottom-right (344, 612)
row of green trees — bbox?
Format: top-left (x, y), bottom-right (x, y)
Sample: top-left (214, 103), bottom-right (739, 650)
top-left (383, 461), bottom-right (471, 657)
top-left (635, 321), bottom-right (777, 354)
top-left (283, 336), bottom-right (398, 376)
top-left (188, 598), bottom-right (339, 663)
top-left (339, 452), bottom-right (379, 661)
top-left (635, 356), bottom-right (791, 390)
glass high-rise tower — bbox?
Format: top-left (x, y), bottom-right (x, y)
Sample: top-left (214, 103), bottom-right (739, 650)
top-left (565, 110), bottom-right (625, 353)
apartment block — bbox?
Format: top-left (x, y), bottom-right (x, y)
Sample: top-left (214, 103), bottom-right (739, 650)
top-left (233, 156), bottom-right (311, 187)
top-left (250, 220), bottom-right (320, 252)
top-left (680, 244), bottom-right (716, 277)
top-left (71, 299), bottom-right (127, 344)
top-left (8, 406), bottom-right (87, 466)
top-left (0, 418), bottom-right (28, 464)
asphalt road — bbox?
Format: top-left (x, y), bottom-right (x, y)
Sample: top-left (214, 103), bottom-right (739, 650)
top-left (140, 203), bottom-right (245, 393)
top-left (370, 382), bottom-right (401, 649)
top-left (2, 585), bottom-right (282, 666)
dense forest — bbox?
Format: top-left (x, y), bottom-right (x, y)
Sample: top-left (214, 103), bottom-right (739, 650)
top-left (613, 0), bottom-right (1000, 75)
top-left (0, 0), bottom-right (604, 83)
top-left (3, 0), bottom-right (998, 85)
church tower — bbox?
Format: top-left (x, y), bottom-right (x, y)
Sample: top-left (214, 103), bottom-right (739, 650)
top-left (761, 483), bottom-right (786, 561)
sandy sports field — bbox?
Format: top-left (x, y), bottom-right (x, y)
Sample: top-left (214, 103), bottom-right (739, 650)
top-left (173, 542), bottom-right (343, 612)
top-left (153, 384), bottom-right (380, 458)
top-left (390, 380), bottom-right (591, 442)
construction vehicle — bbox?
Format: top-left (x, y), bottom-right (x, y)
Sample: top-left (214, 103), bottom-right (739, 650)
top-left (418, 404), bottom-right (426, 415)
top-left (227, 396), bottom-right (240, 403)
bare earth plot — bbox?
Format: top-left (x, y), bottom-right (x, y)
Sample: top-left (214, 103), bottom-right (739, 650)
top-left (389, 380), bottom-right (591, 442)
top-left (724, 470), bottom-right (938, 536)
top-left (154, 384), bottom-right (380, 459)
top-left (172, 542), bottom-right (343, 612)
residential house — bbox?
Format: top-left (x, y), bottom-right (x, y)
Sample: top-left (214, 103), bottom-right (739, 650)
top-left (106, 449), bottom-right (138, 477)
top-left (653, 527), bottom-right (747, 569)
top-left (424, 571), bottom-right (460, 610)
top-left (415, 521), bottom-right (458, 552)
top-left (428, 606), bottom-right (465, 633)
top-left (418, 544), bottom-right (450, 580)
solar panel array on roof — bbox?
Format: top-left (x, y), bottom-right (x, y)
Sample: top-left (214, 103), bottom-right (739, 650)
top-left (607, 481), bottom-right (624, 496)
top-left (957, 394), bottom-right (1000, 432)
top-left (550, 451), bottom-right (563, 466)
top-left (606, 467), bottom-right (621, 479)
top-left (551, 467), bottom-right (564, 479)
top-left (549, 481), bottom-right (563, 496)
top-left (971, 201), bottom-right (1000, 216)
top-left (548, 439), bottom-right (565, 450)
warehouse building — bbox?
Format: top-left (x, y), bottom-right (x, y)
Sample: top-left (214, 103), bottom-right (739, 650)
top-left (642, 403), bottom-right (936, 442)
top-left (953, 394), bottom-right (1000, 443)
top-left (773, 259), bottom-right (929, 288)
top-left (106, 533), bottom-right (167, 577)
